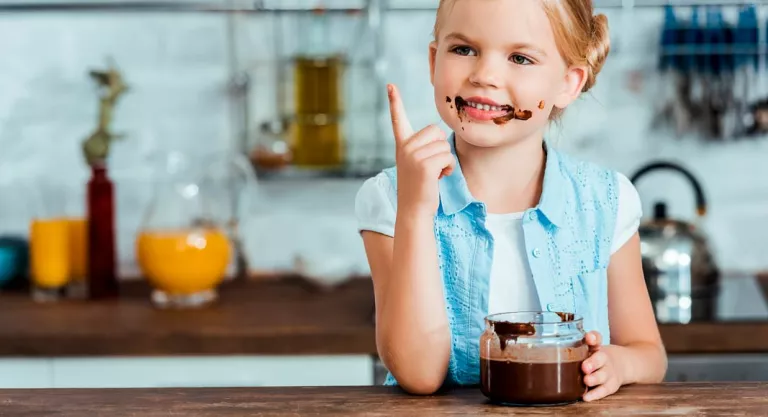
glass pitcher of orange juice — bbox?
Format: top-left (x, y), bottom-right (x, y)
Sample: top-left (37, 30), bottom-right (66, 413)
top-left (136, 152), bottom-right (240, 308)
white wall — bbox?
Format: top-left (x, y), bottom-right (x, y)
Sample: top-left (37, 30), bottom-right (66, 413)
top-left (1, 3), bottom-right (767, 279)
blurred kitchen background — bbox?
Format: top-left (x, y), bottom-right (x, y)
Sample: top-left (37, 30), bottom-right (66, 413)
top-left (1, 0), bottom-right (768, 390)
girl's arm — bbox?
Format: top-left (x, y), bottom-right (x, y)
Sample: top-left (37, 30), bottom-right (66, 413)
top-left (582, 233), bottom-right (667, 401)
top-left (360, 84), bottom-right (456, 395)
top-left (605, 232), bottom-right (668, 385)
top-left (362, 215), bottom-right (450, 394)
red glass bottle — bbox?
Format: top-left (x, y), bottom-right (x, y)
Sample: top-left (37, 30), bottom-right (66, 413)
top-left (86, 162), bottom-right (119, 299)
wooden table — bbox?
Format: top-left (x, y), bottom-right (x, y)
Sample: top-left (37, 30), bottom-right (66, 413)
top-left (0, 277), bottom-right (767, 357)
top-left (0, 383), bottom-right (766, 415)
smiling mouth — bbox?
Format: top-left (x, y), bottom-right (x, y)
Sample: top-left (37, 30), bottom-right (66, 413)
top-left (454, 96), bottom-right (533, 124)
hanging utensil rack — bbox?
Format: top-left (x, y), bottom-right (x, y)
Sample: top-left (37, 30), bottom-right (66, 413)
top-left (4, 0), bottom-right (768, 12)
top-left (5, 0), bottom-right (768, 177)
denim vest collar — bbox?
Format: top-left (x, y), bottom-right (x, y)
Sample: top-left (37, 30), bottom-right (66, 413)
top-left (438, 133), bottom-right (566, 227)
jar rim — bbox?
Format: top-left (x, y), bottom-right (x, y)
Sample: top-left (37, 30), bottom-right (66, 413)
top-left (484, 311), bottom-right (583, 325)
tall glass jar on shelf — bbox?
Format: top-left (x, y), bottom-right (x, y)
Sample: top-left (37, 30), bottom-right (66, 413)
top-left (290, 8), bottom-right (346, 170)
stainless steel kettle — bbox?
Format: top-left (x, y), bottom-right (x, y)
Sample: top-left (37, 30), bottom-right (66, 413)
top-left (630, 162), bottom-right (720, 324)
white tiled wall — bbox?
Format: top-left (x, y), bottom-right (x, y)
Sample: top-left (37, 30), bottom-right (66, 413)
top-left (1, 3), bottom-right (768, 280)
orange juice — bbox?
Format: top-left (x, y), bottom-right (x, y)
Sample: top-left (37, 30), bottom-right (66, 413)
top-left (29, 218), bottom-right (71, 288)
top-left (67, 217), bottom-right (88, 281)
top-left (136, 228), bottom-right (231, 294)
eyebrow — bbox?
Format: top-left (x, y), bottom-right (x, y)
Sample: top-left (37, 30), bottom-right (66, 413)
top-left (444, 32), bottom-right (474, 44)
top-left (443, 32), bottom-right (548, 58)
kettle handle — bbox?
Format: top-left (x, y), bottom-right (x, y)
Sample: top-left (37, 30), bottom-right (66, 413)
top-left (629, 161), bottom-right (707, 217)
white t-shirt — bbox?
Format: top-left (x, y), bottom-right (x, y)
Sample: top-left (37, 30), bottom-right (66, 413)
top-left (354, 172), bottom-right (643, 315)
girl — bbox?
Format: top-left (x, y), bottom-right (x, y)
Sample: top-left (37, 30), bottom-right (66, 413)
top-left (355, 0), bottom-right (667, 402)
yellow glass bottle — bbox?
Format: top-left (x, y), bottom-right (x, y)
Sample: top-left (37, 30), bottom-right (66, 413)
top-left (291, 55), bottom-right (345, 169)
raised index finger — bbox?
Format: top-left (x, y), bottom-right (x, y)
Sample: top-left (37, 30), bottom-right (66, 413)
top-left (387, 84), bottom-right (414, 143)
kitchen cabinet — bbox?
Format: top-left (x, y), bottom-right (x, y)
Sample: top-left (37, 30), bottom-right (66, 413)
top-left (665, 354), bottom-right (768, 382)
top-left (0, 359), bottom-right (51, 388)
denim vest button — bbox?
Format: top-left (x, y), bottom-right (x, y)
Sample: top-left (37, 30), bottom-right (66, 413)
top-left (528, 211), bottom-right (537, 221)
top-left (532, 248), bottom-right (542, 258)
top-left (546, 303), bottom-right (555, 311)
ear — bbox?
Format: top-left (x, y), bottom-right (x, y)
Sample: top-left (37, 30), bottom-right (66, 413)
top-left (552, 65), bottom-right (588, 109)
top-left (429, 41), bottom-right (438, 86)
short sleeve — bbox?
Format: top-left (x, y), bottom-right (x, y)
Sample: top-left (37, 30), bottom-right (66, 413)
top-left (611, 172), bottom-right (643, 254)
top-left (354, 172), bottom-right (396, 237)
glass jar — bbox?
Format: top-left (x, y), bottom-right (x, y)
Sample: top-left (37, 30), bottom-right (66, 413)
top-left (136, 152), bottom-right (234, 308)
top-left (480, 311), bottom-right (588, 406)
top-left (290, 113), bottom-right (345, 168)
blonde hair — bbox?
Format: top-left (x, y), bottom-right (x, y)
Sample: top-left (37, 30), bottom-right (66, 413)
top-left (433, 0), bottom-right (610, 93)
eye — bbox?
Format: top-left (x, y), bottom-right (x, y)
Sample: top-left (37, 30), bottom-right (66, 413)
top-left (510, 54), bottom-right (533, 65)
top-left (450, 45), bottom-right (476, 57)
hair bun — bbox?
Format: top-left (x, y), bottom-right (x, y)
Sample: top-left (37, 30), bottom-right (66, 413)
top-left (583, 13), bottom-right (610, 92)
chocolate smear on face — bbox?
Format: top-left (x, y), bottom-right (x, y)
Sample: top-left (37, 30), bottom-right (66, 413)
top-left (455, 95), bottom-right (533, 125)
top-left (492, 112), bottom-right (515, 125)
top-left (538, 100), bottom-right (545, 109)
top-left (492, 109), bottom-right (532, 124)
top-left (513, 109), bottom-right (533, 120)
top-left (446, 96), bottom-right (452, 103)
top-left (494, 321), bottom-right (536, 350)
top-left (454, 95), bottom-right (469, 122)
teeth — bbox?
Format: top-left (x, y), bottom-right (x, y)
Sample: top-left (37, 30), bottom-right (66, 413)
top-left (467, 101), bottom-right (503, 112)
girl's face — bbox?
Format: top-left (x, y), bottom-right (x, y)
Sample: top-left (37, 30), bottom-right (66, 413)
top-left (429, 0), bottom-right (587, 148)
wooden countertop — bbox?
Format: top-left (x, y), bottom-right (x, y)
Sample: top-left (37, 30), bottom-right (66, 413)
top-left (0, 277), bottom-right (377, 356)
top-left (0, 277), bottom-right (767, 357)
top-left (0, 383), bottom-right (766, 415)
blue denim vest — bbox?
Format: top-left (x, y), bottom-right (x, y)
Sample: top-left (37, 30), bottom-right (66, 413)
top-left (379, 134), bottom-right (619, 386)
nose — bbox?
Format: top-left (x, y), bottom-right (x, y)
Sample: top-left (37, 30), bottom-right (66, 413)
top-left (468, 55), bottom-right (502, 89)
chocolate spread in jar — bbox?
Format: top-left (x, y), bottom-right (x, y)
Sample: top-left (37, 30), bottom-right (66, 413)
top-left (481, 313), bottom-right (586, 406)
top-left (493, 321), bottom-right (535, 350)
top-left (480, 358), bottom-right (586, 405)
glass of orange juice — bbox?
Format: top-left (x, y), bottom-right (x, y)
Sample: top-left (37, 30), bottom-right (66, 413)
top-left (29, 217), bottom-right (70, 302)
top-left (28, 178), bottom-right (77, 302)
top-left (137, 152), bottom-right (234, 308)
top-left (25, 176), bottom-right (91, 301)
top-left (65, 217), bottom-right (88, 299)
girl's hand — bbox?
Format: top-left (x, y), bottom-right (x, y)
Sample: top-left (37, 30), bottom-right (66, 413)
top-left (387, 84), bottom-right (455, 218)
top-left (581, 331), bottom-right (624, 402)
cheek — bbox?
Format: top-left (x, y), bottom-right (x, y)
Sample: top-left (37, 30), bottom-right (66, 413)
top-left (509, 71), bottom-right (562, 120)
top-left (432, 57), bottom-right (465, 125)
top-left (433, 58), bottom-right (462, 90)
top-left (514, 73), bottom-right (554, 106)
top-left (435, 93), bottom-right (462, 132)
